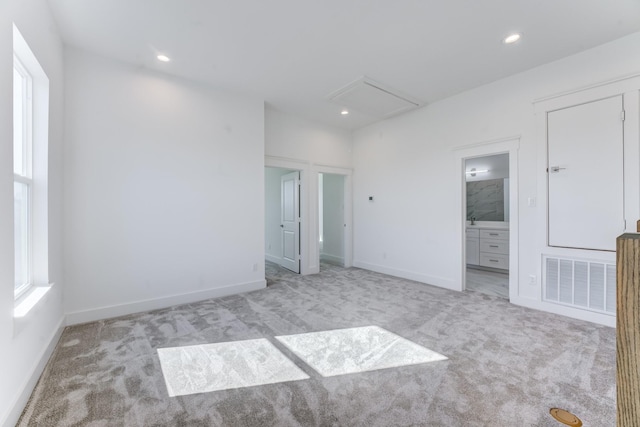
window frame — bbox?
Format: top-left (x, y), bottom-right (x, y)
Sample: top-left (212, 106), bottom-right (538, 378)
top-left (13, 54), bottom-right (34, 300)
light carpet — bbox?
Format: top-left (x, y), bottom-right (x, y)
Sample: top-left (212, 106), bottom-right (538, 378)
top-left (18, 261), bottom-right (615, 426)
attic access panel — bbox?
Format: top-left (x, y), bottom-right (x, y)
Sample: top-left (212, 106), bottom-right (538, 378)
top-left (547, 95), bottom-right (624, 252)
top-left (328, 77), bottom-right (422, 119)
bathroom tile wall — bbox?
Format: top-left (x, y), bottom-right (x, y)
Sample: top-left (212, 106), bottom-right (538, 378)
top-left (467, 179), bottom-right (504, 221)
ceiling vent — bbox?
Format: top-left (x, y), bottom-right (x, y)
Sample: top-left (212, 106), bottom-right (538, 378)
top-left (327, 77), bottom-right (422, 119)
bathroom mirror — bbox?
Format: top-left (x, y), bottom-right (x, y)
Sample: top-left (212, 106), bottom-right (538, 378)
top-left (467, 179), bottom-right (506, 221)
top-left (465, 153), bottom-right (509, 222)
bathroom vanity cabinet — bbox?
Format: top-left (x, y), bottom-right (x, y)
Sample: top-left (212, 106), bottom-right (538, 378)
top-left (466, 227), bottom-right (509, 271)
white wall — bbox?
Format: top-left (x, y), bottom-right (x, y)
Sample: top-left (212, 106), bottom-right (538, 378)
top-left (265, 167), bottom-right (293, 263)
top-left (63, 48), bottom-right (266, 323)
top-left (0, 1), bottom-right (65, 425)
top-left (353, 32), bottom-right (640, 325)
top-left (265, 106), bottom-right (352, 169)
top-left (321, 173), bottom-right (345, 264)
top-left (265, 107), bottom-right (352, 273)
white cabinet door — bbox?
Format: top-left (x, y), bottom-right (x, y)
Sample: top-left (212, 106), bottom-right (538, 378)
top-left (548, 95), bottom-right (624, 251)
top-left (466, 237), bottom-right (479, 265)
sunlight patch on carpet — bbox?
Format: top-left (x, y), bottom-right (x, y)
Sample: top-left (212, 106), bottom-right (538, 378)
top-left (275, 325), bottom-right (447, 377)
top-left (157, 339), bottom-right (309, 396)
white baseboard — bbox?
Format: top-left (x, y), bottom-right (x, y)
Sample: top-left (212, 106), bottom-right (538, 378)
top-left (66, 279), bottom-right (266, 325)
top-left (354, 261), bottom-right (614, 327)
top-left (353, 261), bottom-right (457, 290)
top-left (265, 254), bottom-right (281, 264)
top-left (320, 253), bottom-right (344, 266)
top-left (509, 295), bottom-right (615, 327)
top-left (2, 318), bottom-right (65, 427)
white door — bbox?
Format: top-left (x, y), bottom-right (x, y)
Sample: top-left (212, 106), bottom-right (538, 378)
top-left (281, 171), bottom-right (300, 273)
top-left (547, 95), bottom-right (624, 251)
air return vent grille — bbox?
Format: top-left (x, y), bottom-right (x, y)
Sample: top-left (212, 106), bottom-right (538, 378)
top-left (543, 256), bottom-right (615, 315)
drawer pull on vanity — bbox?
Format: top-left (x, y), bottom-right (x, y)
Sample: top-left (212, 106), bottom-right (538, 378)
top-left (490, 259), bottom-right (499, 262)
top-left (489, 245), bottom-right (499, 248)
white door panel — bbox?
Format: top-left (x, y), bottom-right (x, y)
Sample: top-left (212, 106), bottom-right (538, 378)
top-left (281, 171), bottom-right (300, 273)
top-left (283, 230), bottom-right (296, 262)
top-left (548, 95), bottom-right (624, 251)
top-left (282, 179), bottom-right (295, 222)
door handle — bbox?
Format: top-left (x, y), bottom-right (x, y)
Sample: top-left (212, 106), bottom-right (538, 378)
top-left (549, 166), bottom-right (567, 173)
top-left (280, 225), bottom-right (284, 228)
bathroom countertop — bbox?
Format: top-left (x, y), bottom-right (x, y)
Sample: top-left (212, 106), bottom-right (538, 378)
top-left (466, 222), bottom-right (509, 230)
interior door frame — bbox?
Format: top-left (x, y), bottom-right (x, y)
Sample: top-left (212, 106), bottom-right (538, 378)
top-left (535, 83), bottom-right (640, 263)
top-left (265, 157), bottom-right (353, 274)
top-left (525, 76), bottom-right (640, 326)
top-left (454, 136), bottom-right (520, 300)
top-left (314, 165), bottom-right (353, 268)
top-left (534, 75), bottom-right (640, 247)
top-left (528, 79), bottom-right (640, 327)
top-left (546, 95), bottom-right (625, 252)
top-left (265, 157), bottom-right (309, 274)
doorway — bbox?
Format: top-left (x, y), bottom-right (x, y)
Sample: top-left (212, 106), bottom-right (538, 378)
top-left (455, 136), bottom-right (520, 301)
top-left (318, 173), bottom-right (346, 269)
top-left (265, 167), bottom-right (301, 273)
top-left (464, 153), bottom-right (510, 298)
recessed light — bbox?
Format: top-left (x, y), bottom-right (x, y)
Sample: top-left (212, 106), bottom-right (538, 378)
top-left (341, 110), bottom-right (349, 115)
top-left (503, 33), bottom-right (521, 44)
top-left (157, 54), bottom-right (170, 62)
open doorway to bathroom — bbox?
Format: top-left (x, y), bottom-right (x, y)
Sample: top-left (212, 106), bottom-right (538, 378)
top-left (464, 153), bottom-right (510, 298)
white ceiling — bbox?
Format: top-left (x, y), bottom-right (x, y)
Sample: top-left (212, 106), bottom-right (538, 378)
top-left (47, 0), bottom-right (640, 130)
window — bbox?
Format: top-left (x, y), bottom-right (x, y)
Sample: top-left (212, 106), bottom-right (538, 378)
top-left (13, 23), bottom-right (50, 304)
top-left (13, 56), bottom-right (33, 298)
